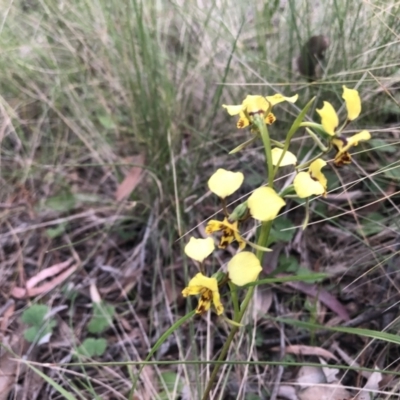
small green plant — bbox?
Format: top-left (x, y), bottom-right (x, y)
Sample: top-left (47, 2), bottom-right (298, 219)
top-left (75, 338), bottom-right (108, 358)
top-left (73, 300), bottom-right (114, 359)
top-left (21, 304), bottom-right (57, 344)
top-left (87, 302), bottom-right (115, 334)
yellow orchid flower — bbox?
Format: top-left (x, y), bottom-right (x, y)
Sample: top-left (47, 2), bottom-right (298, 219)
top-left (293, 159), bottom-right (327, 198)
top-left (205, 218), bottom-right (245, 250)
top-left (182, 273), bottom-right (223, 315)
top-left (331, 130), bottom-right (371, 166)
top-left (184, 237), bottom-right (215, 263)
top-left (316, 87), bottom-right (369, 165)
top-left (208, 169), bottom-right (244, 199)
top-left (316, 101), bottom-right (338, 136)
top-left (247, 187), bottom-right (286, 221)
top-left (223, 93), bottom-right (298, 129)
top-left (271, 147), bottom-right (297, 166)
top-left (227, 252), bottom-right (262, 286)
top-left (317, 86), bottom-right (362, 136)
top-left (342, 85), bottom-right (361, 121)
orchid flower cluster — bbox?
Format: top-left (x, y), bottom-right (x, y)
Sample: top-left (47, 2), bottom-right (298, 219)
top-left (182, 86), bottom-right (370, 318)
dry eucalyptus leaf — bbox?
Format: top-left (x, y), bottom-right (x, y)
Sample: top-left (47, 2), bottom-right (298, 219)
top-left (115, 153), bottom-right (145, 201)
top-left (296, 366), bottom-right (326, 389)
top-left (298, 385), bottom-right (351, 400)
top-left (254, 287), bottom-right (273, 315)
top-left (353, 368), bottom-right (382, 400)
top-left (271, 345), bottom-right (338, 361)
top-left (277, 384), bottom-right (298, 400)
top-left (319, 357), bottom-right (340, 383)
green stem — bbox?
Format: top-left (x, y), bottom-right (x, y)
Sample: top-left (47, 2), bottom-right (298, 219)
top-left (256, 117), bottom-right (274, 188)
top-left (201, 221), bottom-right (273, 400)
top-left (228, 282), bottom-right (240, 320)
top-left (305, 128), bottom-right (328, 152)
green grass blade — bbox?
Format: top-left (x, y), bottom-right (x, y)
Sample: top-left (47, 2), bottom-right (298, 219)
top-left (21, 361), bottom-right (77, 400)
top-left (277, 318), bottom-right (400, 345)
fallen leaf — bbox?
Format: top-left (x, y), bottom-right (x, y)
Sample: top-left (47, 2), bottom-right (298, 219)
top-left (298, 385), bottom-right (351, 400)
top-left (11, 260), bottom-right (78, 299)
top-left (330, 341), bottom-right (370, 378)
top-left (270, 345), bottom-right (338, 361)
top-left (353, 367), bottom-right (382, 400)
top-left (319, 358), bottom-right (340, 383)
top-left (296, 366), bottom-right (326, 389)
top-left (254, 287), bottom-right (273, 315)
top-left (115, 154), bottom-right (145, 201)
top-left (284, 280), bottom-right (350, 321)
top-left (277, 385), bottom-right (298, 400)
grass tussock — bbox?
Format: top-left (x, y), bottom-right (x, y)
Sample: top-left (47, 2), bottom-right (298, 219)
top-left (0, 0), bottom-right (400, 399)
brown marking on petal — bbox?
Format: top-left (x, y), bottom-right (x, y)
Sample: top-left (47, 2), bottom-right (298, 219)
top-left (201, 289), bottom-right (212, 301)
top-left (196, 291), bottom-right (213, 314)
top-left (219, 233), bottom-right (233, 249)
top-left (196, 303), bottom-right (207, 314)
top-left (205, 226), bottom-right (213, 234)
top-left (248, 109), bottom-right (265, 116)
top-left (309, 172), bottom-right (320, 182)
top-left (266, 113), bottom-right (276, 125)
top-left (237, 116), bottom-right (251, 129)
top-left (334, 151), bottom-right (352, 167)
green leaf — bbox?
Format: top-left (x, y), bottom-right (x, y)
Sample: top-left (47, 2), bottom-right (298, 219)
top-left (20, 361), bottom-right (77, 400)
top-left (23, 321), bottom-right (57, 343)
top-left (268, 217), bottom-right (295, 245)
top-left (277, 255), bottom-right (299, 273)
top-left (158, 372), bottom-right (184, 400)
top-left (229, 136), bottom-right (257, 154)
top-left (357, 212), bottom-right (385, 236)
top-left (370, 138), bottom-right (397, 153)
top-left (24, 326), bottom-right (40, 342)
top-left (272, 96), bottom-right (316, 176)
top-left (76, 338), bottom-right (107, 357)
top-left (383, 163), bottom-right (400, 181)
top-left (46, 222), bottom-right (68, 238)
top-left (21, 304), bottom-right (49, 326)
top-left (277, 318), bottom-right (400, 345)
top-left (21, 305), bottom-right (57, 343)
top-left (98, 114), bottom-right (116, 129)
top-left (244, 273), bottom-right (327, 287)
top-left (87, 302), bottom-right (115, 334)
top-left (45, 191), bottom-right (76, 212)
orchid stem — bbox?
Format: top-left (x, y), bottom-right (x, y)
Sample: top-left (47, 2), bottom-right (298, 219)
top-left (257, 117), bottom-right (274, 188)
top-left (201, 118), bottom-right (274, 400)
